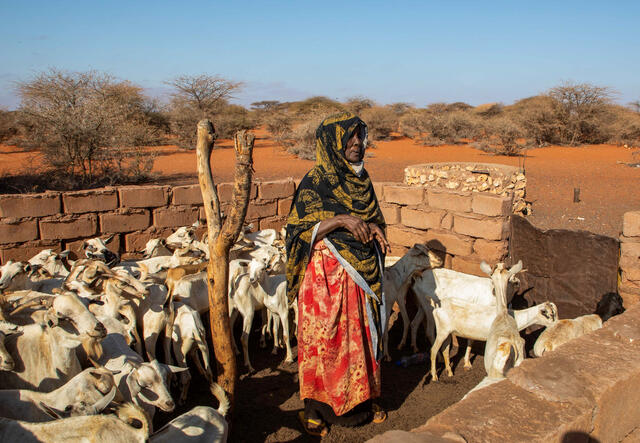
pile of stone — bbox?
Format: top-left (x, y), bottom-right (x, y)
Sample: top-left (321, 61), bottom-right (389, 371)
top-left (620, 211), bottom-right (640, 307)
top-left (404, 162), bottom-right (530, 215)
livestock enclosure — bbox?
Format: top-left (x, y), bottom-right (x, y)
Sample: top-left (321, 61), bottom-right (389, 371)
top-left (1, 166), bottom-right (639, 441)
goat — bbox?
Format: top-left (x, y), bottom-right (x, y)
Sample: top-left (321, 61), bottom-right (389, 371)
top-left (150, 384), bottom-right (229, 442)
top-left (0, 367), bottom-right (116, 422)
top-left (382, 243), bottom-right (443, 361)
top-left (533, 292), bottom-right (625, 357)
top-left (98, 332), bottom-right (185, 422)
top-left (482, 261), bottom-right (526, 380)
top-left (409, 265), bottom-right (521, 365)
top-left (170, 302), bottom-right (215, 405)
top-left (142, 238), bottom-right (173, 258)
top-left (229, 258), bottom-right (292, 373)
top-left (429, 295), bottom-right (557, 381)
top-left (83, 235), bottom-right (120, 267)
top-left (28, 249), bottom-right (71, 278)
top-left (0, 261), bottom-right (62, 294)
top-left (0, 403), bottom-right (149, 443)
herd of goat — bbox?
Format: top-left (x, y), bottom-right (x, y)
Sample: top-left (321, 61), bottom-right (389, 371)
top-left (0, 222), bottom-right (626, 442)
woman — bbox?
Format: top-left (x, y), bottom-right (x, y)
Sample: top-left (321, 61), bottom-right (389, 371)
top-left (286, 112), bottom-right (390, 436)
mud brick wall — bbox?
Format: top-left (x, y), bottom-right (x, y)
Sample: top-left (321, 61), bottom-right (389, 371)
top-left (377, 183), bottom-right (511, 276)
top-left (0, 179), bottom-right (295, 263)
top-left (619, 211), bottom-right (640, 307)
top-left (370, 303), bottom-right (640, 443)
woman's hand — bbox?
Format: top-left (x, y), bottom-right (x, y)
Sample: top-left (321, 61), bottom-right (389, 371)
top-left (336, 214), bottom-right (372, 244)
top-left (369, 223), bottom-right (391, 255)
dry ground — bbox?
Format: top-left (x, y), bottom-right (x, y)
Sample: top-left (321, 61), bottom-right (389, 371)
top-left (2, 131), bottom-right (639, 441)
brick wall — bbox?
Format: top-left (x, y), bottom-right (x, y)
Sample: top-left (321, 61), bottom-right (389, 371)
top-left (0, 179), bottom-right (295, 263)
top-left (379, 183), bottom-right (512, 276)
top-left (369, 303), bottom-right (640, 443)
top-left (620, 210), bottom-right (640, 307)
top-left (0, 180), bottom-right (511, 271)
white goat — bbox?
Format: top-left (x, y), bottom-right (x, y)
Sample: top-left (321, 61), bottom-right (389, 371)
top-left (142, 238), bottom-right (172, 258)
top-left (171, 301), bottom-right (215, 404)
top-left (482, 261), bottom-right (526, 379)
top-left (229, 259), bottom-right (292, 373)
top-left (28, 249), bottom-right (71, 278)
top-left (0, 403), bottom-right (149, 443)
top-left (0, 320), bottom-right (22, 371)
top-left (83, 235), bottom-right (120, 267)
top-left (0, 260), bottom-right (62, 294)
top-left (410, 266), bottom-right (521, 365)
top-left (429, 294), bottom-right (557, 381)
top-left (533, 292), bottom-right (624, 357)
top-left (0, 367), bottom-right (116, 422)
top-left (150, 386), bottom-right (229, 442)
top-left (382, 243), bottom-right (443, 361)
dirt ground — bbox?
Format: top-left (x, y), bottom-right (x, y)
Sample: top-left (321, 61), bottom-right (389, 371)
top-left (2, 131), bottom-right (639, 441)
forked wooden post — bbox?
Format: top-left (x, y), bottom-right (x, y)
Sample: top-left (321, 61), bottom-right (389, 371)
top-left (196, 119), bottom-right (254, 412)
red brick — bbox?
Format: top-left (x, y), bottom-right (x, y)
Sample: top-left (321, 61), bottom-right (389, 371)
top-left (424, 229), bottom-right (474, 256)
top-left (65, 233), bottom-right (121, 257)
top-left (0, 193), bottom-right (60, 218)
top-left (381, 204), bottom-right (400, 225)
top-left (452, 255), bottom-right (487, 276)
top-left (373, 182), bottom-right (386, 200)
top-left (473, 239), bottom-right (509, 263)
top-left (401, 208), bottom-right (444, 230)
top-left (388, 244), bottom-right (409, 257)
top-left (0, 240), bottom-right (62, 264)
top-left (428, 190), bottom-right (472, 213)
top-left (623, 211), bottom-right (640, 238)
top-left (620, 253), bottom-right (638, 270)
top-left (119, 185), bottom-right (169, 208)
top-left (100, 210), bottom-right (150, 233)
top-left (620, 278), bottom-right (640, 295)
top-left (259, 215), bottom-right (287, 231)
top-left (277, 197), bottom-right (294, 216)
top-left (62, 189), bottom-right (118, 214)
top-left (621, 235), bottom-right (640, 244)
top-left (383, 185), bottom-right (425, 206)
top-left (0, 220), bottom-right (38, 244)
top-left (453, 214), bottom-right (509, 241)
top-left (40, 215), bottom-right (98, 240)
top-left (386, 226), bottom-right (428, 248)
top-left (246, 201), bottom-right (277, 221)
top-left (624, 268), bottom-right (640, 283)
top-left (217, 182), bottom-right (258, 203)
top-left (472, 192), bottom-right (512, 216)
top-left (258, 179), bottom-right (295, 200)
top-left (620, 291), bottom-right (640, 308)
top-left (172, 184), bottom-right (203, 206)
top-left (153, 206), bottom-right (200, 228)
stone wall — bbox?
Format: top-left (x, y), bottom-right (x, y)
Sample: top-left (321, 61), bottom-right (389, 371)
top-left (404, 162), bottom-right (530, 215)
top-left (370, 302), bottom-right (640, 443)
top-left (0, 179), bottom-right (295, 263)
top-left (377, 183), bottom-right (511, 276)
top-left (620, 211), bottom-right (640, 307)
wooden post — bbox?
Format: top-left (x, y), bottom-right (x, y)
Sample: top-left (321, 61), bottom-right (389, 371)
top-left (196, 120), bottom-right (254, 413)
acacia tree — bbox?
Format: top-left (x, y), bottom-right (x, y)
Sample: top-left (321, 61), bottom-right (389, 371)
top-left (165, 74), bottom-right (243, 148)
top-left (17, 69), bottom-right (158, 186)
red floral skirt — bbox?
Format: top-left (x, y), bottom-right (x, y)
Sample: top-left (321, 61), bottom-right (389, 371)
top-left (298, 241), bottom-right (381, 416)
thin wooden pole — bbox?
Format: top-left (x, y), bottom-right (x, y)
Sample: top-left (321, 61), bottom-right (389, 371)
top-left (196, 120), bottom-right (254, 414)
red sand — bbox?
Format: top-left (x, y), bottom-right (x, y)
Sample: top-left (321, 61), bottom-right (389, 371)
top-left (2, 130), bottom-right (639, 237)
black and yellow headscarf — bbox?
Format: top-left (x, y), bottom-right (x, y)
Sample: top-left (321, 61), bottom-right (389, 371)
top-left (285, 112), bottom-right (386, 356)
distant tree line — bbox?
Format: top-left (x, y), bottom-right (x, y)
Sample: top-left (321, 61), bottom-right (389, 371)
top-left (1, 69), bottom-right (639, 191)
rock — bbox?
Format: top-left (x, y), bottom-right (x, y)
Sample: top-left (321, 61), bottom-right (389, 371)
top-left (445, 181), bottom-right (460, 189)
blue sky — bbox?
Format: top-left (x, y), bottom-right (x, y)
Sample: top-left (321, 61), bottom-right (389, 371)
top-left (1, 0), bottom-right (639, 109)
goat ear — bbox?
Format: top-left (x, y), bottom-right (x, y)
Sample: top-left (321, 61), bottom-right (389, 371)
top-left (510, 260), bottom-right (524, 275)
top-left (45, 309), bottom-right (59, 328)
top-left (59, 250), bottom-right (71, 258)
top-left (102, 234), bottom-right (115, 244)
top-left (37, 402), bottom-right (65, 420)
top-left (479, 261), bottom-right (493, 276)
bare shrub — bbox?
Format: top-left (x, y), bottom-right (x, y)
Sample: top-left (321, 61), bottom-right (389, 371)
top-left (264, 111), bottom-right (293, 142)
top-left (345, 96), bottom-right (375, 115)
top-left (423, 111), bottom-right (479, 144)
top-left (288, 96), bottom-right (344, 118)
top-left (547, 82), bottom-right (615, 145)
top-left (213, 104), bottom-right (256, 139)
top-left (473, 102), bottom-right (503, 117)
top-left (477, 117), bottom-right (527, 156)
top-left (282, 115), bottom-right (324, 160)
top-left (507, 95), bottom-right (561, 146)
top-left (360, 106), bottom-right (398, 141)
top-left (165, 74), bottom-right (243, 148)
top-left (606, 106), bottom-right (640, 148)
top-left (17, 69), bottom-right (159, 187)
top-left (398, 109), bottom-right (428, 139)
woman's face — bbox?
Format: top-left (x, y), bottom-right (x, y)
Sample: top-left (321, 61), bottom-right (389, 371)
top-left (344, 127), bottom-right (365, 163)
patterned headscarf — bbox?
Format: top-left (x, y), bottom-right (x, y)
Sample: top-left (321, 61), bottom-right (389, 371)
top-left (285, 111), bottom-right (386, 308)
